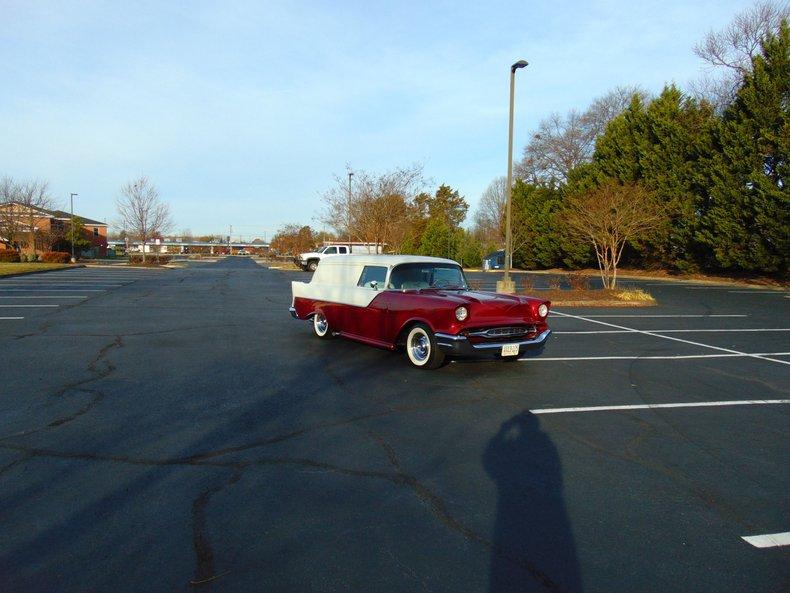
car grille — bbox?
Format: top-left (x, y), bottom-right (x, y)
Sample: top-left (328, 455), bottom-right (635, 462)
top-left (466, 326), bottom-right (536, 339)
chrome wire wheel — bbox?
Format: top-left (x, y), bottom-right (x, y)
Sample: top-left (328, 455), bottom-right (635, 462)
top-left (409, 330), bottom-right (430, 364)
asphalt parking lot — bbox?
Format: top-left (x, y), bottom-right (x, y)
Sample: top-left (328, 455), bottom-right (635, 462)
top-left (0, 257), bottom-right (787, 593)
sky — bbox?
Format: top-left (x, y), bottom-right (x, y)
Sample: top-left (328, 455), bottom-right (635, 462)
top-left (0, 0), bottom-right (757, 239)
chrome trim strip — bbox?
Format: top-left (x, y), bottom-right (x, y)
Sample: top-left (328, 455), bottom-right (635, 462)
top-left (434, 332), bottom-right (466, 341)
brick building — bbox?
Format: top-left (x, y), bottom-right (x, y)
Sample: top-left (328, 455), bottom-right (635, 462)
top-left (0, 202), bottom-right (108, 257)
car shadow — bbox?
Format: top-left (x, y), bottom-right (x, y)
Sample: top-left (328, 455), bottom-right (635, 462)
top-left (483, 412), bottom-right (581, 593)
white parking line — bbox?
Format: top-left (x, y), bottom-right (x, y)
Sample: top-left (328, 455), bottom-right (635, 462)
top-left (552, 311), bottom-right (790, 366)
top-left (520, 352), bottom-right (790, 362)
top-left (551, 314), bottom-right (748, 318)
top-left (0, 283), bottom-right (123, 286)
top-left (741, 532), bottom-right (790, 548)
top-left (530, 399), bottom-right (790, 415)
top-left (728, 290), bottom-right (786, 295)
top-left (0, 304), bottom-right (59, 308)
top-left (554, 328), bottom-right (790, 334)
top-left (644, 283), bottom-right (716, 287)
top-left (0, 289), bottom-right (106, 292)
top-left (0, 316), bottom-right (24, 320)
top-left (0, 296), bottom-right (87, 299)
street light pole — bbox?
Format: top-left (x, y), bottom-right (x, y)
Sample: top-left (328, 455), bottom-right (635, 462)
top-left (498, 59), bottom-right (528, 294)
top-left (347, 171), bottom-right (354, 249)
top-left (69, 193), bottom-right (78, 263)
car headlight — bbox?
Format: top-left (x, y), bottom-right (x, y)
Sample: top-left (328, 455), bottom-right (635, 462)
top-left (455, 306), bottom-right (468, 321)
top-left (538, 303), bottom-right (548, 318)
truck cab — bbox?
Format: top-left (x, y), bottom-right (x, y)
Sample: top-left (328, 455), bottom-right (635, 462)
top-left (295, 245), bottom-right (351, 271)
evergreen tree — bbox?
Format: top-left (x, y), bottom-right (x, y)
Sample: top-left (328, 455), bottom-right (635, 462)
top-left (698, 21), bottom-right (789, 274)
top-left (510, 181), bottom-right (565, 269)
top-left (418, 218), bottom-right (458, 258)
top-left (585, 87), bottom-right (716, 271)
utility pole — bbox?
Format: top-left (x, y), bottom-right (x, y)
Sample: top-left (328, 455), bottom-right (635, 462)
top-left (69, 193), bottom-right (78, 263)
top-left (228, 224), bottom-right (232, 255)
top-left (347, 170), bottom-right (354, 248)
top-left (497, 59), bottom-right (528, 294)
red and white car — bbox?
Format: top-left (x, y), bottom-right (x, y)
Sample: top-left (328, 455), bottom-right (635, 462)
top-left (289, 255), bottom-right (551, 369)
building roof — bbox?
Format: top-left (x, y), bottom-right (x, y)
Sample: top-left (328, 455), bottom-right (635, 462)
top-left (45, 209), bottom-right (107, 226)
top-left (1, 202), bottom-right (107, 226)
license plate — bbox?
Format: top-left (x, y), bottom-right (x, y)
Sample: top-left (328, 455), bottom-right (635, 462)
top-left (501, 343), bottom-right (520, 357)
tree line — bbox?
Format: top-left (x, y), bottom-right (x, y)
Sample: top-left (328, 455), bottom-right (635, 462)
top-left (272, 163), bottom-right (497, 267)
top-left (491, 2), bottom-right (788, 279)
top-left (274, 2), bottom-right (788, 281)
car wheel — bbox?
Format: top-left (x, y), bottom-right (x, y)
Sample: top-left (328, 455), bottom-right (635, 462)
top-left (307, 260), bottom-right (318, 272)
top-left (405, 324), bottom-right (445, 369)
top-left (313, 310), bottom-right (333, 339)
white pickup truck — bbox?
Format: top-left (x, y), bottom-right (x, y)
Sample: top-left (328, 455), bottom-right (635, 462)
top-left (295, 244), bottom-right (382, 272)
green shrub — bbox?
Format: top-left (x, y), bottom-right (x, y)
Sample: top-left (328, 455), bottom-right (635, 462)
top-left (41, 251), bottom-right (71, 263)
top-left (0, 251), bottom-right (21, 262)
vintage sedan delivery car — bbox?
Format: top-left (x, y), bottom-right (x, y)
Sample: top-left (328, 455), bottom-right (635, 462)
top-left (289, 255), bottom-right (551, 369)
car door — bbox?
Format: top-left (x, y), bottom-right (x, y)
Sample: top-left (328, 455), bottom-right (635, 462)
top-left (346, 265), bottom-right (389, 342)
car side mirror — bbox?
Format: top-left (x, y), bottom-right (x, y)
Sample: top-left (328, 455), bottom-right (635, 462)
top-left (370, 280), bottom-right (378, 290)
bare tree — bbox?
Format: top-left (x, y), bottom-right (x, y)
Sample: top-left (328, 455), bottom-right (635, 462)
top-left (116, 176), bottom-right (173, 262)
top-left (691, 1), bottom-right (789, 110)
top-left (322, 163), bottom-right (426, 252)
top-left (515, 86), bottom-right (647, 186)
top-left (473, 177), bottom-right (507, 244)
top-left (17, 180), bottom-right (53, 256)
top-left (564, 182), bottom-right (665, 288)
top-left (0, 177), bottom-right (53, 254)
top-left (0, 177), bottom-right (22, 250)
top-left (582, 85), bottom-right (648, 138)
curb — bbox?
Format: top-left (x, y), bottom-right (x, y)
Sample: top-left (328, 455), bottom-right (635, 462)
top-left (85, 264), bottom-right (168, 270)
top-left (551, 300), bottom-right (656, 308)
top-left (0, 264), bottom-right (85, 279)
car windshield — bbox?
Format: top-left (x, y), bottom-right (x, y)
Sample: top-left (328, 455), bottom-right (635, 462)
top-left (388, 263), bottom-right (468, 290)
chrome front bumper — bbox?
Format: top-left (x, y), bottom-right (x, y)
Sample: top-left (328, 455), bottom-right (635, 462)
top-left (289, 306), bottom-right (299, 319)
top-left (434, 329), bottom-right (551, 359)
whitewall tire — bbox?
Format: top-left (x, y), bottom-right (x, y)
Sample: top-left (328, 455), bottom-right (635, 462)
top-left (405, 324), bottom-right (445, 369)
top-left (313, 310), bottom-right (333, 339)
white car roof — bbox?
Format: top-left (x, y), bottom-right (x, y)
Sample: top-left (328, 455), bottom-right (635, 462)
top-left (310, 254), bottom-right (461, 287)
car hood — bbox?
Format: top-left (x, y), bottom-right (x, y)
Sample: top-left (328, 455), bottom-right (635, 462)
top-left (418, 288), bottom-right (547, 317)
top-left (423, 289), bottom-right (529, 305)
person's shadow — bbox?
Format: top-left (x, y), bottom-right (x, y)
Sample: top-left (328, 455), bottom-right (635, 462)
top-left (483, 412), bottom-right (581, 593)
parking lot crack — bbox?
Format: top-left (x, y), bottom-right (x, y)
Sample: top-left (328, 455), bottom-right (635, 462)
top-left (0, 336), bottom-right (123, 441)
top-left (189, 470), bottom-right (243, 590)
top-left (0, 453), bottom-right (32, 477)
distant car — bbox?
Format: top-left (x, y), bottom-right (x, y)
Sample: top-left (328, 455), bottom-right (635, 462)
top-left (236, 249), bottom-right (249, 256)
top-left (289, 255), bottom-right (551, 369)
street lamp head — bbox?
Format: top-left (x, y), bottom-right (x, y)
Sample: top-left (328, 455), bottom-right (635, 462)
top-left (511, 60), bottom-right (529, 72)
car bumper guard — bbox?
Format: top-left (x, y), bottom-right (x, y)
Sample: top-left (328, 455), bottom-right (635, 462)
top-left (434, 329), bottom-right (551, 359)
